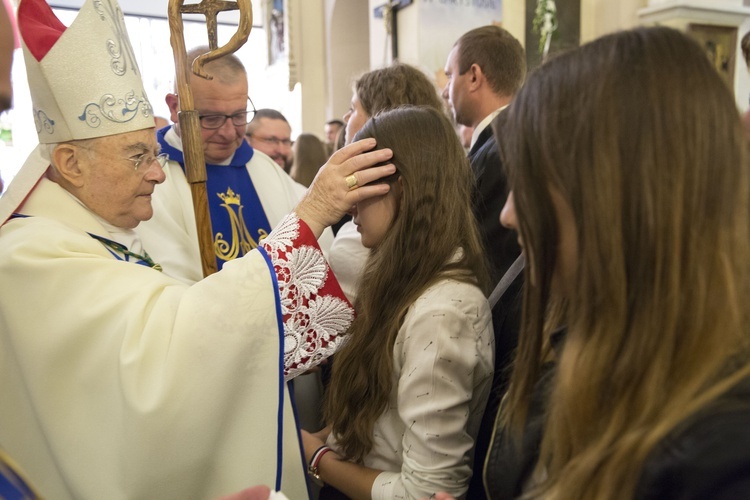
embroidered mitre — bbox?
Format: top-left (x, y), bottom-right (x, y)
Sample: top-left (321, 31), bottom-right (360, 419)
top-left (0, 0), bottom-right (154, 225)
top-left (18, 0), bottom-right (153, 143)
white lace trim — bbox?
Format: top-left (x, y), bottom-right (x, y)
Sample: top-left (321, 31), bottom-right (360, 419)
top-left (262, 213), bottom-right (354, 381)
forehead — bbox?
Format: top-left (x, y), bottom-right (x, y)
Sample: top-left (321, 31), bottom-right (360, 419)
top-left (190, 77), bottom-right (248, 111)
top-left (255, 118), bottom-right (291, 137)
top-left (351, 94), bottom-right (367, 112)
top-left (445, 46), bottom-right (460, 70)
top-left (97, 128), bottom-right (158, 152)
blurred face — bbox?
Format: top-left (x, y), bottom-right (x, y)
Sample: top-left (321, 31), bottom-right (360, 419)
top-left (170, 75), bottom-right (249, 164)
top-left (500, 192), bottom-right (521, 248)
top-left (500, 189), bottom-right (578, 294)
top-left (742, 108), bottom-right (750, 142)
top-left (442, 46), bottom-right (472, 127)
top-left (246, 117), bottom-right (292, 168)
top-left (0, 3), bottom-right (13, 114)
top-left (351, 184), bottom-right (399, 248)
top-left (342, 94), bottom-right (369, 145)
top-left (324, 122), bottom-right (342, 144)
top-left (75, 129), bottom-right (166, 229)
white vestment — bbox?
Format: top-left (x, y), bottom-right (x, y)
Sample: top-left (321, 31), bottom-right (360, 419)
top-left (327, 220), bottom-right (370, 303)
top-left (138, 127), bottom-right (332, 431)
top-left (0, 173), bottom-right (352, 499)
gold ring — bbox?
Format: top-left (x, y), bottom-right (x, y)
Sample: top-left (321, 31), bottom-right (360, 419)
top-left (345, 174), bottom-right (358, 190)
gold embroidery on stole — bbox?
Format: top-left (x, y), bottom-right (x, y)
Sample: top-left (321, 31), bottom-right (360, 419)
top-left (214, 188), bottom-right (268, 261)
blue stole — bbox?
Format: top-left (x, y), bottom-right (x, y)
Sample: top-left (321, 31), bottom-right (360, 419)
top-left (157, 127), bottom-right (272, 271)
top-left (0, 448), bottom-right (40, 500)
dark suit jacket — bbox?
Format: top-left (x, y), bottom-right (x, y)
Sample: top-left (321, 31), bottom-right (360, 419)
top-left (466, 119), bottom-right (524, 499)
top-left (468, 124), bottom-right (521, 283)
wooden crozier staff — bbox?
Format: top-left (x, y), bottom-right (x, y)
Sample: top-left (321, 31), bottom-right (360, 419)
top-left (167, 0), bottom-right (253, 277)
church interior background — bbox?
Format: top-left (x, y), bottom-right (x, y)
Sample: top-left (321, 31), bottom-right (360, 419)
top-left (2, 0), bottom-right (750, 189)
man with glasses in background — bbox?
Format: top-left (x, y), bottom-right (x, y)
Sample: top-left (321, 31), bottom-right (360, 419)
top-left (245, 108), bottom-right (294, 171)
top-left (137, 46), bottom-right (332, 434)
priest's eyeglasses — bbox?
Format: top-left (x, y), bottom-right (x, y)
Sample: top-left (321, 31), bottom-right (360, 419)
top-left (199, 97), bottom-right (257, 130)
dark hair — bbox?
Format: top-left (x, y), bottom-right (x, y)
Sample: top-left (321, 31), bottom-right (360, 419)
top-left (326, 119), bottom-right (345, 127)
top-left (324, 105), bottom-right (490, 461)
top-left (741, 31), bottom-right (750, 67)
top-left (455, 25), bottom-right (526, 97)
top-left (251, 108), bottom-right (288, 123)
top-left (334, 125), bottom-right (345, 151)
top-left (246, 108), bottom-right (289, 135)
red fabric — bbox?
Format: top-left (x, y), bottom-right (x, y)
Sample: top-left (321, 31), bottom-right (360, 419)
top-left (261, 217), bottom-right (354, 378)
top-left (17, 0), bottom-right (66, 61)
top-left (294, 219), bottom-right (351, 306)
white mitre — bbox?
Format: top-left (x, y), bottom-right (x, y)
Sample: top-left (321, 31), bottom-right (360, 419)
top-left (0, 0), bottom-right (154, 224)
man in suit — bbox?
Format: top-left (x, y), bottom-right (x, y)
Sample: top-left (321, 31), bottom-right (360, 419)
top-left (442, 26), bottom-right (526, 499)
top-left (443, 25), bottom-right (525, 283)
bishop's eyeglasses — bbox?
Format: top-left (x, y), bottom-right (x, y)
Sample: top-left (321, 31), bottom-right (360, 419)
top-left (199, 96), bottom-right (257, 130)
top-left (75, 144), bottom-right (168, 172)
top-left (127, 152), bottom-right (169, 171)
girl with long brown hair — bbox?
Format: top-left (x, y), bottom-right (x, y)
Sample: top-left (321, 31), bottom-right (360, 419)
top-left (479, 26), bottom-right (750, 499)
top-left (301, 105), bottom-right (494, 499)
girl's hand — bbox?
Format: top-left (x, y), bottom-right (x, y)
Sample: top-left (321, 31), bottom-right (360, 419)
top-left (300, 428), bottom-right (326, 464)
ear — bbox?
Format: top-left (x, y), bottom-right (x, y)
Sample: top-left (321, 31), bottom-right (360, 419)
top-left (395, 175), bottom-right (405, 201)
top-left (468, 63), bottom-right (484, 92)
top-left (51, 143), bottom-right (86, 188)
top-left (165, 93), bottom-right (180, 125)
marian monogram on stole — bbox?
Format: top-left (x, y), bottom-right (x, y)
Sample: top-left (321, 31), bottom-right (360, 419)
top-left (214, 188), bottom-right (268, 261)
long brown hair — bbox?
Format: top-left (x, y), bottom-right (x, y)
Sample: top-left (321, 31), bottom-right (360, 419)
top-left (290, 133), bottom-right (327, 187)
top-left (325, 106), bottom-right (490, 461)
top-left (498, 27), bottom-right (750, 499)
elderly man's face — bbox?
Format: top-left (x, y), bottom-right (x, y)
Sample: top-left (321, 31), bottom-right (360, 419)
top-left (75, 128), bottom-right (165, 229)
top-left (246, 117), bottom-right (292, 168)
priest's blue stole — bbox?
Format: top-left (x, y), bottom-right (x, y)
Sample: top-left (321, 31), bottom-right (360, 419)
top-left (158, 128), bottom-right (272, 271)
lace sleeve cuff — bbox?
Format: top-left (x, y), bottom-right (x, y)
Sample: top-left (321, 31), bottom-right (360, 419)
top-left (261, 213), bottom-right (354, 381)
